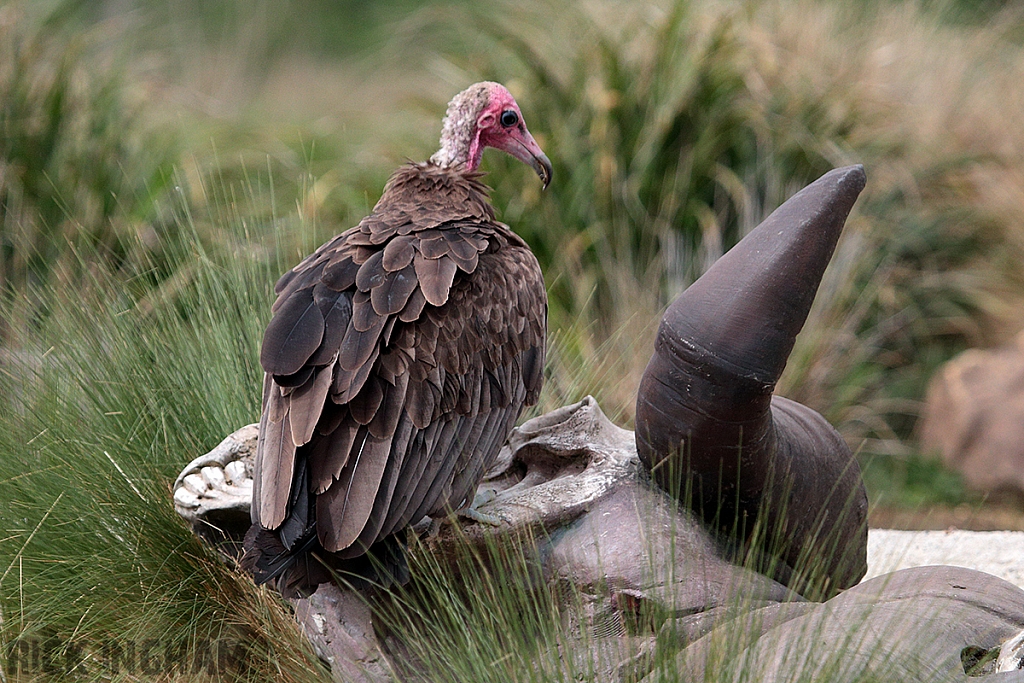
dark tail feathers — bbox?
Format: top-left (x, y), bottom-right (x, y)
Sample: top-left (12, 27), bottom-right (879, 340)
top-left (242, 525), bottom-right (410, 598)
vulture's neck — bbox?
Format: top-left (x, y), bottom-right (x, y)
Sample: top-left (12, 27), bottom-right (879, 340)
top-left (429, 88), bottom-right (490, 172)
top-left (429, 127), bottom-right (483, 172)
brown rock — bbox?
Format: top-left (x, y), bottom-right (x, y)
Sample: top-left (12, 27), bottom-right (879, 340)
top-left (920, 331), bottom-right (1024, 498)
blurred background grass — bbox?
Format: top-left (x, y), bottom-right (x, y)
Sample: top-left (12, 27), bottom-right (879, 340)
top-left (3, 0), bottom-right (1024, 678)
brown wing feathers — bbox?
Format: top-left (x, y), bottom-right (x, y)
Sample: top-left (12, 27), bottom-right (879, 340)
top-left (253, 163), bottom-right (546, 565)
top-left (261, 287), bottom-right (325, 376)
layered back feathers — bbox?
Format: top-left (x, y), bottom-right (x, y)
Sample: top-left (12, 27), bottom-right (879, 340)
top-left (247, 163), bottom-right (546, 591)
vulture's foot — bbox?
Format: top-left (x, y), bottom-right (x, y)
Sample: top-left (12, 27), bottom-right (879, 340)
top-left (456, 488), bottom-right (502, 525)
top-left (457, 509), bottom-right (502, 526)
top-left (421, 498), bottom-right (502, 539)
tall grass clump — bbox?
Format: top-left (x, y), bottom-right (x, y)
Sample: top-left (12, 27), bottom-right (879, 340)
top-left (376, 532), bottom-right (568, 682)
top-left (0, 181), bottom-right (332, 679)
top-left (0, 1), bottom-right (179, 314)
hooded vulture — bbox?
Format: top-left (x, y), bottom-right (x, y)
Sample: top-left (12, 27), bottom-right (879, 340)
top-left (242, 82), bottom-right (551, 596)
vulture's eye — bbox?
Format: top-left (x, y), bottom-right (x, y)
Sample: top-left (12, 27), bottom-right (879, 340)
top-left (500, 110), bottom-right (519, 127)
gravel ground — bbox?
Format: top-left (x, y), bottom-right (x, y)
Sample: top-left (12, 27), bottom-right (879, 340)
top-left (866, 529), bottom-right (1024, 589)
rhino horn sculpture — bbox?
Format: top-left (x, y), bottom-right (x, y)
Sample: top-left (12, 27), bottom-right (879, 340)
top-left (635, 165), bottom-right (869, 597)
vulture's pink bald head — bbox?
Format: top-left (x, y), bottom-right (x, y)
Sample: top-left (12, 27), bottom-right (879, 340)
top-left (430, 82), bottom-right (552, 188)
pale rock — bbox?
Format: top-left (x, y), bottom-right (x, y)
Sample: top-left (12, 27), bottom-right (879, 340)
top-left (920, 330), bottom-right (1024, 497)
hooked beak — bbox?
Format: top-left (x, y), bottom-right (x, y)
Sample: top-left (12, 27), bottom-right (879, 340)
top-left (501, 131), bottom-right (553, 189)
top-left (530, 150), bottom-right (553, 190)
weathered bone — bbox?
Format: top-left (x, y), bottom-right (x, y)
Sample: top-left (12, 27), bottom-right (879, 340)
top-left (173, 399), bottom-right (1024, 683)
top-left (175, 398), bottom-right (804, 682)
top-left (173, 424), bottom-right (256, 549)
